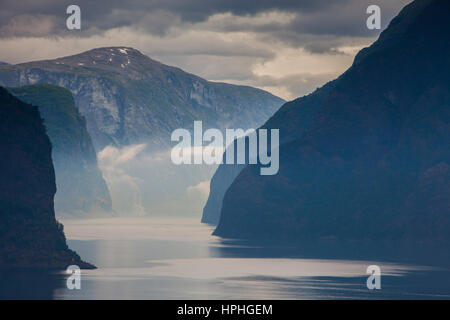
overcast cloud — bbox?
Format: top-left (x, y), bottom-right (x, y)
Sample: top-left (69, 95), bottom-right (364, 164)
top-left (0, 0), bottom-right (411, 99)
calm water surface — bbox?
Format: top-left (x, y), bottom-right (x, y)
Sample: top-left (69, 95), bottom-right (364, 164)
top-left (2, 218), bottom-right (450, 299)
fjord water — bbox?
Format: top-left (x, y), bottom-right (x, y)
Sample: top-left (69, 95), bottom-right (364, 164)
top-left (2, 218), bottom-right (450, 300)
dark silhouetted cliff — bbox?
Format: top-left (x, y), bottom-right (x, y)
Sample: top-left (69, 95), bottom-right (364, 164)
top-left (202, 81), bottom-right (336, 225)
top-left (0, 86), bottom-right (94, 268)
top-left (8, 84), bottom-right (113, 218)
top-left (215, 0), bottom-right (450, 243)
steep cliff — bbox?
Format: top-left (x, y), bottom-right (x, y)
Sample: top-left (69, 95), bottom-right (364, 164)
top-left (202, 81), bottom-right (336, 225)
top-left (0, 86), bottom-right (94, 268)
top-left (8, 84), bottom-right (113, 218)
top-left (0, 47), bottom-right (285, 217)
top-left (215, 0), bottom-right (450, 242)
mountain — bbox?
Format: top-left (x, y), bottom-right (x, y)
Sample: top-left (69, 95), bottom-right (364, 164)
top-left (214, 0), bottom-right (450, 242)
top-left (0, 62), bottom-right (9, 66)
top-left (0, 86), bottom-right (94, 268)
top-left (8, 84), bottom-right (113, 218)
top-left (0, 47), bottom-right (284, 151)
top-left (202, 81), bottom-right (336, 225)
top-left (201, 161), bottom-right (245, 225)
top-left (0, 47), bottom-right (284, 217)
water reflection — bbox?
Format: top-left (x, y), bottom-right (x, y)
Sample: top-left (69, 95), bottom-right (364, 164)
top-left (2, 218), bottom-right (450, 299)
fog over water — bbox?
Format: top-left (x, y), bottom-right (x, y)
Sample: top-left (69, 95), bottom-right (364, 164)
top-left (97, 145), bottom-right (217, 218)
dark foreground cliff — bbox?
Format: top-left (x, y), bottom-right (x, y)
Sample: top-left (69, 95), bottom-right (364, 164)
top-left (0, 86), bottom-right (94, 268)
top-left (202, 80), bottom-right (336, 225)
top-left (215, 0), bottom-right (450, 243)
top-left (8, 84), bottom-right (113, 218)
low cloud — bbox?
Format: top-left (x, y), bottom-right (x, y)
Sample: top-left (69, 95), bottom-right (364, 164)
top-left (98, 144), bottom-right (147, 216)
top-left (97, 144), bottom-right (217, 218)
top-left (99, 144), bottom-right (147, 167)
top-left (187, 180), bottom-right (211, 198)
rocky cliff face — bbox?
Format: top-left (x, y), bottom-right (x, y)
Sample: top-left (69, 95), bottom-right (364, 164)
top-left (0, 47), bottom-right (284, 151)
top-left (0, 86), bottom-right (94, 268)
top-left (214, 0), bottom-right (450, 242)
top-left (8, 84), bottom-right (113, 218)
top-left (0, 47), bottom-right (284, 218)
top-left (202, 81), bottom-right (336, 225)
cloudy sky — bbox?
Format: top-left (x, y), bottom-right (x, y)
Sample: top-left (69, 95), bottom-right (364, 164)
top-left (0, 0), bottom-right (411, 100)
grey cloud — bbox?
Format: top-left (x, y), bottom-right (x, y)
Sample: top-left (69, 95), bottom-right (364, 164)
top-left (250, 73), bottom-right (338, 100)
top-left (154, 54), bottom-right (262, 82)
top-left (0, 0), bottom-right (413, 101)
top-left (0, 0), bottom-right (410, 39)
top-left (190, 0), bottom-right (411, 53)
top-left (149, 43), bottom-right (275, 59)
top-left (0, 14), bottom-right (61, 37)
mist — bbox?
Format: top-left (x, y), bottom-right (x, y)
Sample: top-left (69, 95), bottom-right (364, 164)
top-left (98, 144), bottom-right (218, 218)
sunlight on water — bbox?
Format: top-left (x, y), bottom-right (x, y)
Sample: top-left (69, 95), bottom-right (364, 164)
top-left (46, 218), bottom-right (448, 299)
top-left (62, 217), bottom-right (217, 242)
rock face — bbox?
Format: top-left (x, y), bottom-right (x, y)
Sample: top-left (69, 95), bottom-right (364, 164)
top-left (0, 86), bottom-right (94, 268)
top-left (8, 84), bottom-right (113, 218)
top-left (0, 47), bottom-right (284, 151)
top-left (201, 162), bottom-right (245, 225)
top-left (202, 81), bottom-right (336, 225)
top-left (0, 47), bottom-right (284, 218)
top-left (214, 0), bottom-right (450, 242)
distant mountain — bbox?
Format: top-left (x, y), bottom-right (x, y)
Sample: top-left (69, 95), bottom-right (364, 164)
top-left (0, 86), bottom-right (93, 268)
top-left (0, 47), bottom-right (284, 151)
top-left (0, 47), bottom-right (284, 217)
top-left (8, 84), bottom-right (113, 218)
top-left (0, 62), bottom-right (9, 66)
top-left (214, 0), bottom-right (450, 242)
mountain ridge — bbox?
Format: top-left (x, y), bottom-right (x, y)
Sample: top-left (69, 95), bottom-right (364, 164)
top-left (0, 47), bottom-right (285, 151)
